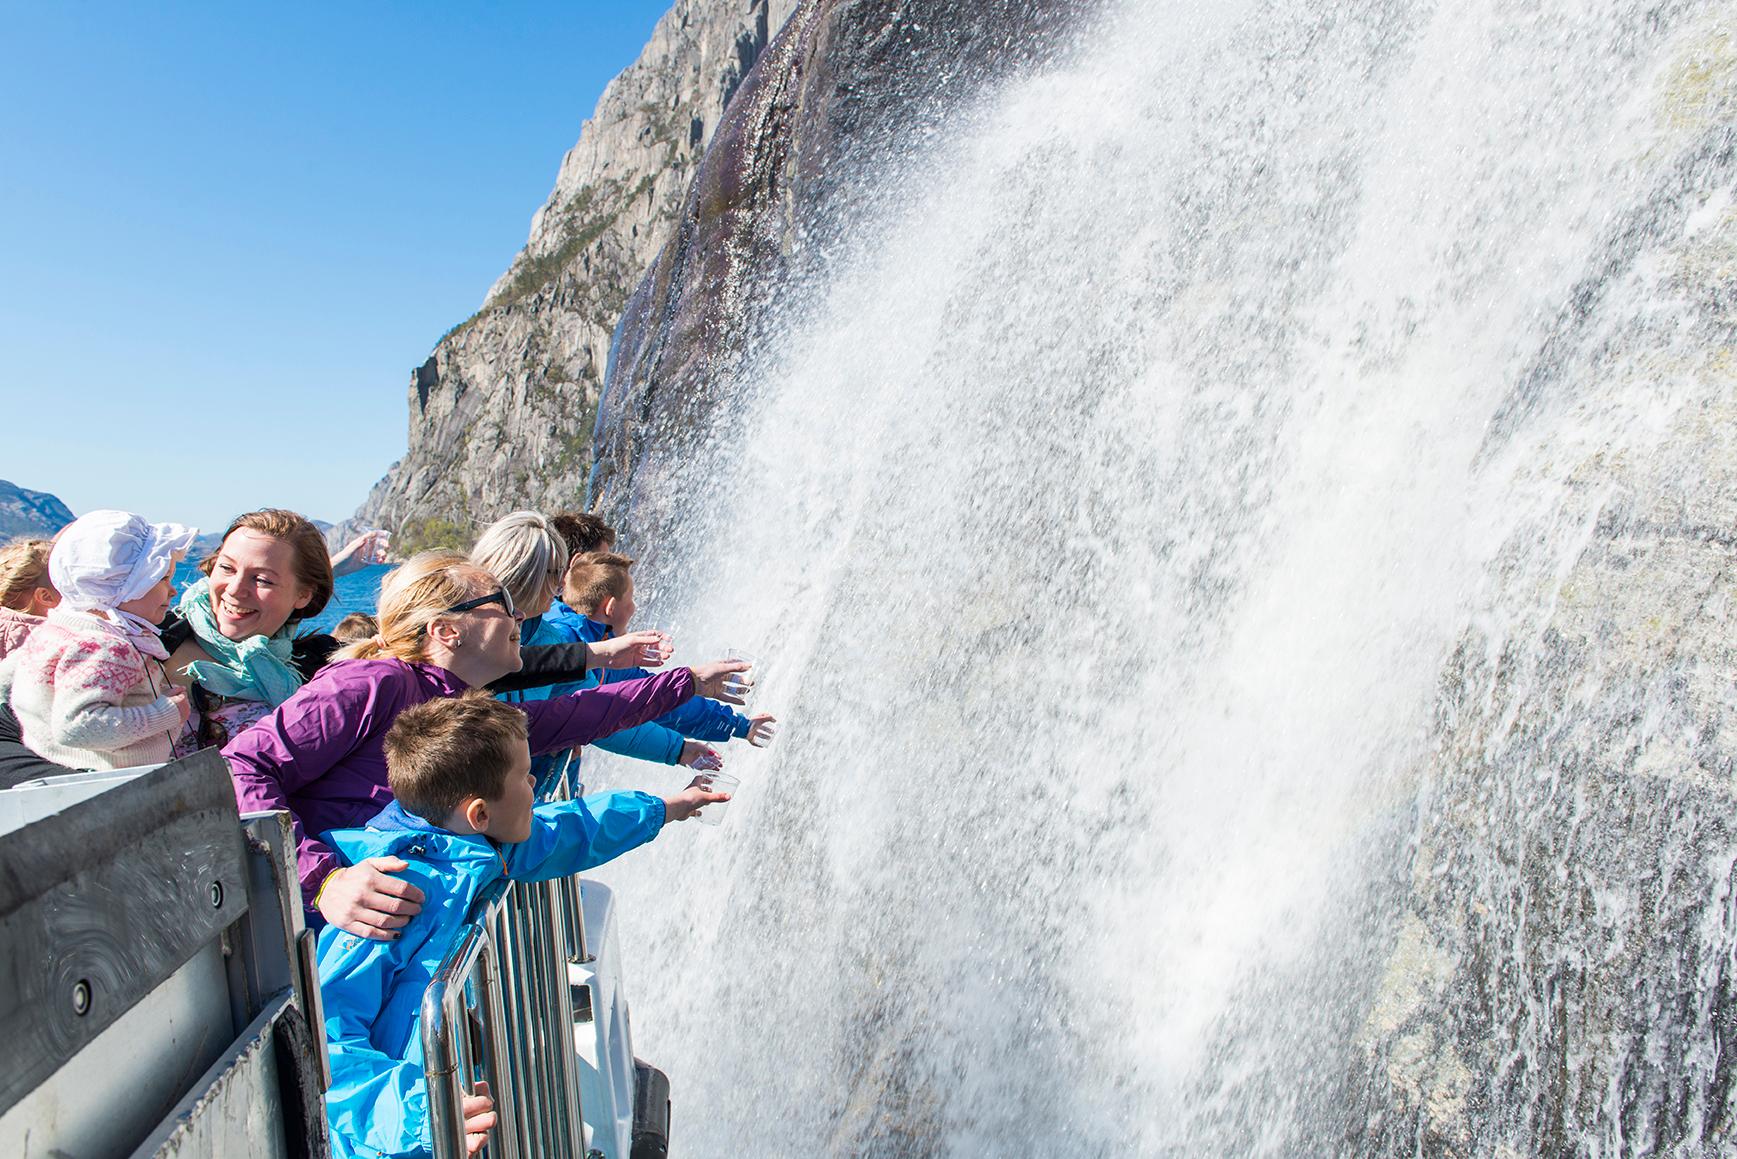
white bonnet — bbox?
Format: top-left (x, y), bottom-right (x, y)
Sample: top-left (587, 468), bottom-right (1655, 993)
top-left (50, 509), bottom-right (199, 617)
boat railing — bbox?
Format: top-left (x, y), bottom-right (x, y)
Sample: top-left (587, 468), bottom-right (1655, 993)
top-left (421, 748), bottom-right (599, 1159)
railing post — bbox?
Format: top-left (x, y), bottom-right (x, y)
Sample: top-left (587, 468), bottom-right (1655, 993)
top-left (422, 883), bottom-right (522, 1159)
top-left (553, 760), bottom-right (594, 966)
top-left (422, 927), bottom-right (478, 1159)
top-left (544, 875), bottom-right (589, 1156)
top-left (477, 933), bottom-right (521, 1159)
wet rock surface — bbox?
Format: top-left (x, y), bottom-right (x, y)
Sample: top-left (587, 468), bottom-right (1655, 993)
top-left (589, 0), bottom-right (1096, 554)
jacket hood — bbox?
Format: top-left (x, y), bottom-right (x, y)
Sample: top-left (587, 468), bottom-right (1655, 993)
top-left (323, 799), bottom-right (502, 868)
top-left (541, 601), bottom-right (588, 631)
top-left (541, 601), bottom-right (611, 642)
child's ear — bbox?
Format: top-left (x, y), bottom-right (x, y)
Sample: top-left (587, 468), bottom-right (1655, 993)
top-left (35, 587), bottom-right (61, 611)
top-left (461, 796), bottom-right (490, 833)
top-left (598, 594), bottom-right (617, 622)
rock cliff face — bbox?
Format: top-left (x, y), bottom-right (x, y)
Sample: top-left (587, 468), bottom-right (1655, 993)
top-left (590, 0), bottom-right (1092, 547)
top-left (352, 0), bottom-right (799, 552)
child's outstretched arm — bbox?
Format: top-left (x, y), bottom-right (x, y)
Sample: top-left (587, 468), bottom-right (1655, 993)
top-left (504, 780), bottom-right (730, 881)
top-left (504, 789), bottom-right (666, 881)
top-left (522, 666), bottom-right (692, 755)
top-left (594, 718), bottom-right (687, 765)
top-left (653, 690), bottom-right (757, 743)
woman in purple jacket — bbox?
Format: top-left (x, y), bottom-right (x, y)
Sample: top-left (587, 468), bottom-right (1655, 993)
top-left (225, 551), bottom-right (746, 938)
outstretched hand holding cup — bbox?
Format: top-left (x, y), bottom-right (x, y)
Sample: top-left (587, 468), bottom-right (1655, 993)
top-left (637, 628), bottom-right (673, 664)
top-left (663, 774), bottom-right (734, 822)
top-left (722, 648), bottom-right (760, 702)
top-left (591, 630), bottom-right (673, 669)
top-left (681, 740), bottom-right (723, 770)
top-left (692, 771), bottom-right (741, 826)
top-left (746, 713), bottom-right (778, 747)
top-left (689, 659), bottom-right (753, 705)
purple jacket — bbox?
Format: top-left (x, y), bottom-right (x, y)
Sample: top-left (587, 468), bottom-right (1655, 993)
top-left (223, 657), bottom-right (695, 906)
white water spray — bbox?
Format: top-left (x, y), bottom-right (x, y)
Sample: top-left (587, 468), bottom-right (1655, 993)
top-left (586, 0), bottom-right (1737, 1152)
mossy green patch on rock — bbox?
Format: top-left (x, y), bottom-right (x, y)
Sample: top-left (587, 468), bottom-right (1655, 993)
top-left (395, 516), bottom-right (474, 555)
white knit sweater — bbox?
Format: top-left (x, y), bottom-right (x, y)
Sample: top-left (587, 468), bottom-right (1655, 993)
top-left (2, 608), bottom-right (180, 771)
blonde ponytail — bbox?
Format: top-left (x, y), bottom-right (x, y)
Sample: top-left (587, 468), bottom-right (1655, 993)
top-left (334, 552), bottom-right (493, 663)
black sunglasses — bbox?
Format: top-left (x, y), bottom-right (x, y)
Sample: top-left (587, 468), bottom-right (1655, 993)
top-left (445, 588), bottom-right (518, 618)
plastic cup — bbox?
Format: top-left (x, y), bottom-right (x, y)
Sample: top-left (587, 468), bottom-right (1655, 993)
top-left (749, 720), bottom-right (780, 749)
top-left (639, 629), bottom-right (673, 665)
top-left (695, 771), bottom-right (741, 826)
top-left (723, 649), bottom-right (759, 703)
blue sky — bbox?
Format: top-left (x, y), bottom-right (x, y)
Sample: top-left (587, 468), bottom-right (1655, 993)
top-left (0, 0), bottom-right (671, 532)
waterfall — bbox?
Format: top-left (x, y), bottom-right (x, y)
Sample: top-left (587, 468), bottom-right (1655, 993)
top-left (583, 0), bottom-right (1737, 1152)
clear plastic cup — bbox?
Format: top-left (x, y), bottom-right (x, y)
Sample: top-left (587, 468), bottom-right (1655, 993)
top-left (638, 629), bottom-right (673, 665)
top-left (723, 649), bottom-right (759, 703)
top-left (749, 720), bottom-right (779, 748)
top-left (695, 771), bottom-right (741, 826)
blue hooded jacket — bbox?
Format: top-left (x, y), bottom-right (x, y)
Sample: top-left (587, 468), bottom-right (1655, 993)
top-left (316, 792), bottom-right (665, 1159)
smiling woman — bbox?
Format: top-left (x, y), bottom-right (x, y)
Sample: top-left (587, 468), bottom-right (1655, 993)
top-left (162, 508), bottom-right (341, 752)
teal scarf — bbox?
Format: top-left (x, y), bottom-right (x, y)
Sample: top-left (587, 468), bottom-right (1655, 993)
top-left (175, 577), bottom-right (305, 704)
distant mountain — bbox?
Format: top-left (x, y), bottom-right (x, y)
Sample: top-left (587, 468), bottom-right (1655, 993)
top-left (0, 480), bottom-right (74, 541)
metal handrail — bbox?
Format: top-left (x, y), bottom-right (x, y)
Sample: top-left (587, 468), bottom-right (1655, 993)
top-left (547, 752), bottom-right (594, 965)
top-left (421, 757), bottom-right (600, 1159)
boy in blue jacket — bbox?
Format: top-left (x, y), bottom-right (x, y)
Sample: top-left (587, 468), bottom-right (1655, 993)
top-left (316, 693), bottom-right (726, 1159)
top-left (562, 551), bottom-right (777, 748)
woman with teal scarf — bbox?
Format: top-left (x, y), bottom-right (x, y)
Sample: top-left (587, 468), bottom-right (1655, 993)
top-left (163, 509), bottom-right (342, 753)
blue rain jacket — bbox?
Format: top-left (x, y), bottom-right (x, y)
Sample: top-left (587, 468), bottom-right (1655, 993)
top-left (316, 792), bottom-right (665, 1159)
top-left (549, 603), bottom-right (751, 743)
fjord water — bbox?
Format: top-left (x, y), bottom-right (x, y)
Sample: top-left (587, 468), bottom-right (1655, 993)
top-left (584, 1), bottom-right (1737, 1153)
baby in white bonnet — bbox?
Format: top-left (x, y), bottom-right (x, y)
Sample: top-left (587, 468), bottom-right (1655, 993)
top-left (0, 510), bottom-right (198, 771)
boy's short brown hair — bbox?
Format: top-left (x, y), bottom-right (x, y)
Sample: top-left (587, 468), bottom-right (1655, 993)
top-left (562, 551), bottom-right (635, 613)
top-left (549, 511), bottom-right (616, 557)
top-left (384, 693), bottom-right (529, 821)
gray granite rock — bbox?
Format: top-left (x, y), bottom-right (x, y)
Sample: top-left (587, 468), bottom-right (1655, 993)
top-left (352, 0), bottom-right (798, 552)
top-left (590, 0), bottom-right (1094, 552)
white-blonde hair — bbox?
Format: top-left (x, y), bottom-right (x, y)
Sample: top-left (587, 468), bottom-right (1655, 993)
top-left (470, 510), bottom-right (569, 613)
